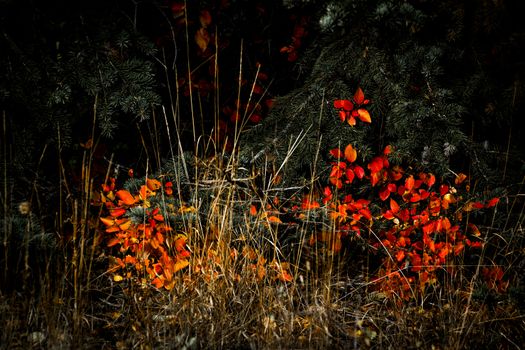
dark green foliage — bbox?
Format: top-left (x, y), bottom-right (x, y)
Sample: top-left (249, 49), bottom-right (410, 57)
top-left (239, 0), bottom-right (525, 187)
top-left (0, 1), bottom-right (159, 177)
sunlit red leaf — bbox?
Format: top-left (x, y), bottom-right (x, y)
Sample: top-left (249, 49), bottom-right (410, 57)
top-left (116, 190), bottom-right (136, 206)
top-left (383, 145), bottom-right (392, 155)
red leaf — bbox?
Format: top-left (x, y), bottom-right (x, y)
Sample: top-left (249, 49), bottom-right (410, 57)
top-left (333, 100), bottom-right (344, 109)
top-left (396, 250), bottom-right (406, 262)
top-left (388, 183), bottom-right (397, 192)
top-left (379, 187), bottom-right (390, 201)
top-left (354, 165), bottom-right (365, 179)
top-left (342, 100), bottom-right (354, 111)
top-left (354, 87), bottom-right (365, 105)
top-left (329, 148), bottom-right (343, 159)
top-left (383, 145), bottom-right (392, 155)
top-left (410, 193), bottom-right (421, 203)
top-left (345, 168), bottom-right (355, 183)
top-left (338, 110), bottom-right (347, 122)
top-left (344, 144), bottom-right (357, 163)
top-left (405, 175), bottom-right (415, 191)
top-left (486, 197), bottom-right (500, 208)
top-left (368, 157), bottom-right (383, 173)
top-left (390, 198), bottom-right (400, 213)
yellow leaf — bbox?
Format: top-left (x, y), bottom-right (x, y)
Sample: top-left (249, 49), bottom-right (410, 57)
top-left (113, 275), bottom-right (124, 282)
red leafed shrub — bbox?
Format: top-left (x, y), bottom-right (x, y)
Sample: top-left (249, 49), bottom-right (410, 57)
top-left (308, 88), bottom-right (501, 300)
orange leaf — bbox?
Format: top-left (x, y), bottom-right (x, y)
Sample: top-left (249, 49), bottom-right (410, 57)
top-left (146, 178), bottom-right (162, 191)
top-left (151, 277), bottom-right (164, 289)
top-left (250, 204), bottom-right (258, 216)
top-left (455, 173), bottom-right (467, 185)
top-left (344, 144), bottom-right (357, 163)
top-left (173, 259), bottom-right (189, 272)
top-left (110, 208), bottom-right (126, 218)
top-left (100, 217), bottom-right (115, 226)
top-left (267, 216), bottom-right (282, 224)
top-left (105, 226), bottom-right (120, 233)
top-left (195, 28), bottom-right (210, 52)
top-left (357, 108), bottom-right (371, 123)
top-left (118, 219), bottom-right (132, 231)
top-left (107, 237), bottom-right (120, 247)
top-left (116, 190), bottom-right (136, 205)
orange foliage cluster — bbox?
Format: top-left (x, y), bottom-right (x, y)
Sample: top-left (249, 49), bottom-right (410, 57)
top-left (98, 178), bottom-right (191, 290)
top-left (97, 176), bottom-right (294, 290)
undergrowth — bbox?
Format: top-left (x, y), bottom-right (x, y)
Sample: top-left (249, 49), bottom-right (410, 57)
top-left (1, 3), bottom-right (525, 349)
